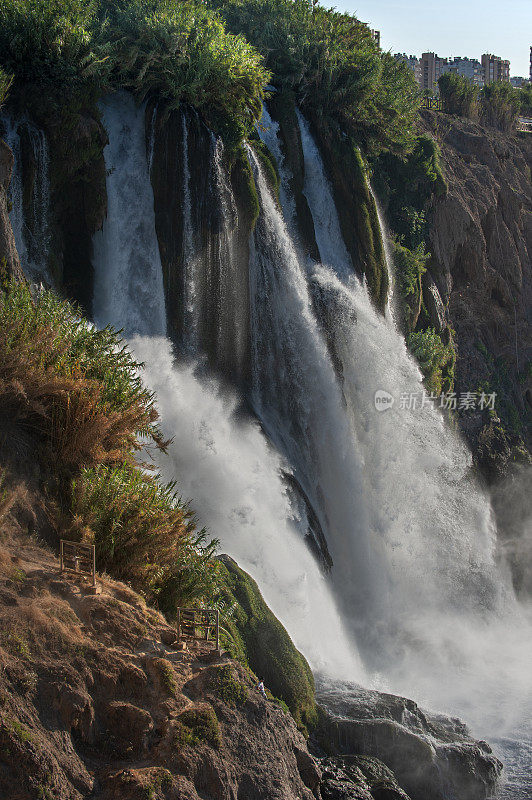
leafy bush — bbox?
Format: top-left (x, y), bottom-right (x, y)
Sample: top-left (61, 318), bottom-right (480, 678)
top-left (0, 280), bottom-right (218, 612)
top-left (175, 704), bottom-right (221, 748)
top-left (438, 72), bottom-right (478, 118)
top-left (100, 0), bottom-right (269, 143)
top-left (393, 241), bottom-right (429, 332)
top-left (211, 0), bottom-right (420, 154)
top-left (0, 280), bottom-right (159, 474)
top-left (0, 0), bottom-right (104, 90)
top-left (407, 327), bottom-right (456, 395)
top-left (372, 134), bottom-right (446, 249)
top-left (480, 82), bottom-right (520, 131)
top-left (518, 84), bottom-right (532, 117)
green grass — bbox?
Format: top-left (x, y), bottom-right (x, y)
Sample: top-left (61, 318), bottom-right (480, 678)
top-left (210, 664), bottom-right (248, 708)
top-left (174, 705), bottom-right (221, 749)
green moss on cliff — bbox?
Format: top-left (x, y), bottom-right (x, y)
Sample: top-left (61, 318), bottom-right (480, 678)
top-left (393, 241), bottom-right (429, 333)
top-left (230, 144), bottom-right (259, 229)
top-left (311, 114), bottom-right (388, 311)
top-left (215, 555), bottom-right (317, 734)
top-left (249, 134), bottom-right (279, 200)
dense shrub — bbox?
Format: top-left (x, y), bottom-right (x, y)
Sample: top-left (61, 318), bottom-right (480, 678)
top-left (518, 84), bottom-right (532, 117)
top-left (438, 72), bottom-right (478, 118)
top-left (393, 241), bottom-right (429, 332)
top-left (372, 135), bottom-right (446, 249)
top-left (480, 82), bottom-right (520, 131)
top-left (407, 327), bottom-right (456, 396)
top-left (0, 280), bottom-right (160, 474)
top-left (0, 0), bottom-right (104, 90)
top-left (0, 0), bottom-right (268, 144)
top-left (100, 0), bottom-right (269, 143)
top-left (0, 279), bottom-right (218, 611)
top-left (211, 0), bottom-right (420, 154)
top-left (71, 463), bottom-right (218, 606)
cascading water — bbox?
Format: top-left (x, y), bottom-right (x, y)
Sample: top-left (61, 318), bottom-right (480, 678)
top-left (91, 92), bottom-right (363, 681)
top-left (89, 92), bottom-right (531, 794)
top-left (294, 110), bottom-right (532, 793)
top-left (93, 92), bottom-right (167, 337)
top-left (2, 116), bottom-right (51, 282)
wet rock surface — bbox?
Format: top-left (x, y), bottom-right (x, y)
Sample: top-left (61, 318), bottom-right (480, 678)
top-left (314, 682), bottom-right (502, 800)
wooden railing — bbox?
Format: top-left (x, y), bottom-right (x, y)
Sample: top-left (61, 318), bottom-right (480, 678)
top-left (60, 539), bottom-right (97, 590)
top-left (517, 117), bottom-right (532, 133)
top-left (177, 607), bottom-right (219, 650)
top-left (423, 97), bottom-right (444, 111)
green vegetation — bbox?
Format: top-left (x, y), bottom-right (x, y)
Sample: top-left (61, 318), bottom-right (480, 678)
top-left (175, 704), bottom-right (221, 749)
top-left (393, 241), bottom-right (429, 333)
top-left (519, 83), bottom-right (532, 117)
top-left (480, 81), bottom-right (520, 131)
top-left (212, 0), bottom-right (420, 155)
top-left (438, 72), bottom-right (521, 132)
top-left (99, 0), bottom-right (268, 145)
top-left (0, 279), bottom-right (217, 611)
top-left (407, 327), bottom-right (456, 396)
top-left (438, 73), bottom-right (478, 118)
top-left (0, 0), bottom-right (103, 91)
top-left (373, 134), bottom-right (446, 249)
top-left (215, 556), bottom-right (317, 733)
top-left (210, 663), bottom-right (248, 707)
top-left (71, 463), bottom-right (218, 607)
top-left (0, 279), bottom-right (159, 476)
top-left (0, 0), bottom-right (268, 144)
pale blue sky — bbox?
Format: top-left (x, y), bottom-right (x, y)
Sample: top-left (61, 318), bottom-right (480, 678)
top-left (336, 0), bottom-right (531, 77)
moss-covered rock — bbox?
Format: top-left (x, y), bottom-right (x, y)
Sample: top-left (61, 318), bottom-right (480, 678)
top-left (215, 555), bottom-right (317, 733)
top-left (267, 91), bottom-right (320, 261)
top-left (309, 112), bottom-right (389, 312)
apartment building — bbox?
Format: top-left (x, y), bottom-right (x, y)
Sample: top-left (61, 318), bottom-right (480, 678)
top-left (420, 52), bottom-right (448, 92)
top-left (481, 53), bottom-right (510, 84)
top-left (447, 56), bottom-right (484, 86)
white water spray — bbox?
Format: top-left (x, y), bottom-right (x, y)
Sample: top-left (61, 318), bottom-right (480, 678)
top-left (295, 111), bottom-right (532, 772)
top-left (93, 92), bottom-right (166, 336)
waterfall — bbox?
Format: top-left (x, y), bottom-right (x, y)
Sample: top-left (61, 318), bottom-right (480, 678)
top-left (293, 110), bottom-right (531, 757)
top-left (3, 116), bottom-right (51, 282)
top-left (91, 91), bottom-right (363, 680)
top-left (181, 110), bottom-right (199, 353)
top-left (93, 92), bottom-right (167, 336)
top-left (89, 92), bottom-right (530, 790)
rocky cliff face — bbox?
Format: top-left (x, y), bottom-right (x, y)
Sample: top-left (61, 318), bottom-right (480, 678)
top-left (421, 111), bottom-right (532, 469)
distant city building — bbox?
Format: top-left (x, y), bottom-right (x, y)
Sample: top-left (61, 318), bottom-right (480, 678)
top-left (394, 53), bottom-right (422, 87)
top-left (510, 76), bottom-right (528, 88)
top-left (481, 53), bottom-right (510, 84)
top-left (420, 52), bottom-right (449, 93)
top-left (447, 56), bottom-right (484, 86)
top-left (371, 29), bottom-right (380, 48)
top-left (530, 46), bottom-right (532, 81)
